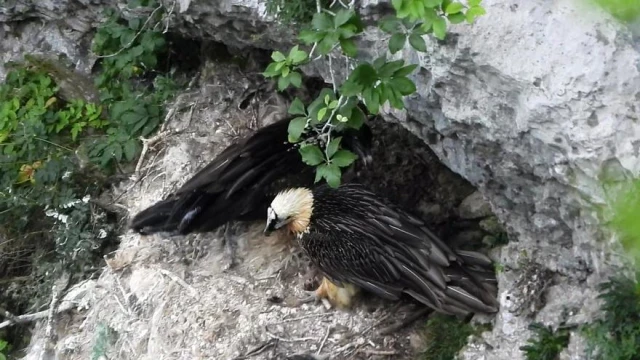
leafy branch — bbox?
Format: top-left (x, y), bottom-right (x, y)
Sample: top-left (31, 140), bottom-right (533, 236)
top-left (264, 0), bottom-right (487, 187)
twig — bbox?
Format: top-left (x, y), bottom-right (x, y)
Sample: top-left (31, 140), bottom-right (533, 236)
top-left (132, 72), bottom-right (199, 177)
top-left (40, 284), bottom-right (62, 360)
top-left (163, 0), bottom-right (176, 33)
top-left (265, 327), bottom-right (320, 342)
top-left (0, 306), bottom-right (20, 324)
top-left (0, 300), bottom-right (76, 329)
top-left (328, 55), bottom-right (337, 93)
top-left (272, 313), bottom-right (331, 325)
top-left (157, 268), bottom-right (199, 298)
top-left (96, 4), bottom-right (164, 58)
top-left (358, 349), bottom-right (397, 356)
top-left (233, 339), bottom-right (278, 360)
top-left (317, 325), bottom-right (331, 354)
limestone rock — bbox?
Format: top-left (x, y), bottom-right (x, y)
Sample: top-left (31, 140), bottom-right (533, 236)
top-left (459, 191), bottom-right (494, 220)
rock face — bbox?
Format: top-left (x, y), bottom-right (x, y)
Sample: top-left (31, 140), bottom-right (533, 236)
top-left (2, 0), bottom-right (640, 359)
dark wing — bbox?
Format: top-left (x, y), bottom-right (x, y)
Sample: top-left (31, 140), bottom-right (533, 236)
top-left (130, 117), bottom-right (310, 235)
top-left (308, 183), bottom-right (499, 315)
top-left (131, 120), bottom-right (374, 236)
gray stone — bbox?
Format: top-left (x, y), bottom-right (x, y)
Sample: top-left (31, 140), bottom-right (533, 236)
top-left (459, 191), bottom-right (494, 220)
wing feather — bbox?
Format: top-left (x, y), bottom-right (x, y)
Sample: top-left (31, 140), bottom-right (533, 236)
top-left (305, 183), bottom-right (499, 316)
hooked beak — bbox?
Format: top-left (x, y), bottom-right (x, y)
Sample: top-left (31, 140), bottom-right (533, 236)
top-left (264, 219), bottom-right (289, 237)
top-left (264, 223), bottom-right (274, 237)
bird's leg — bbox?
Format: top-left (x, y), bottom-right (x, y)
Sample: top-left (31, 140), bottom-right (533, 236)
top-left (222, 223), bottom-right (238, 270)
top-left (293, 277), bottom-right (358, 309)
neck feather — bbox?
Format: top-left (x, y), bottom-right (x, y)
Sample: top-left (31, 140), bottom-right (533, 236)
top-left (273, 188), bottom-right (313, 234)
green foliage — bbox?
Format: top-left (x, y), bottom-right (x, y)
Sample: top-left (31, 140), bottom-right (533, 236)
top-left (91, 323), bottom-right (118, 360)
top-left (420, 314), bottom-right (478, 360)
top-left (298, 9), bottom-right (364, 57)
top-left (592, 0), bottom-right (640, 22)
top-left (263, 1), bottom-right (486, 187)
top-left (263, 46), bottom-right (307, 91)
top-left (583, 272), bottom-right (640, 360)
top-left (90, 1), bottom-right (176, 169)
top-left (0, 339), bottom-right (8, 360)
top-left (608, 179), bottom-right (640, 264)
top-left (0, 0), bottom-right (179, 316)
top-left (520, 323), bottom-right (570, 360)
top-left (265, 0), bottom-right (327, 25)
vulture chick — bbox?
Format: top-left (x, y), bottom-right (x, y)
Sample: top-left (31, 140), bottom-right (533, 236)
top-left (130, 116), bottom-right (373, 264)
top-left (264, 183), bottom-right (499, 317)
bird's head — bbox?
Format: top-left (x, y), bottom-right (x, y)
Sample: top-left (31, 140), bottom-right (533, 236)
top-left (264, 188), bottom-right (314, 236)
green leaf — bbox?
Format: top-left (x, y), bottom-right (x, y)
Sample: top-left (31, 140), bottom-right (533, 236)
top-left (340, 80), bottom-right (362, 97)
top-left (389, 33), bottom-right (407, 54)
top-left (289, 72), bottom-right (302, 88)
top-left (111, 143), bottom-right (123, 162)
top-left (362, 87), bottom-right (380, 114)
top-left (318, 32), bottom-right (339, 54)
top-left (373, 56), bottom-right (387, 70)
top-left (378, 59), bottom-right (406, 79)
top-left (346, 106), bottom-right (365, 129)
top-left (409, 33), bottom-right (427, 52)
top-left (389, 77), bottom-right (416, 96)
top-left (282, 66), bottom-right (290, 78)
top-left (380, 16), bottom-right (402, 34)
top-left (312, 12), bottom-right (333, 30)
top-left (425, 0), bottom-right (443, 7)
top-left (271, 51), bottom-right (286, 62)
top-left (348, 64), bottom-right (379, 90)
top-left (317, 107), bottom-right (328, 121)
top-left (393, 64), bottom-right (418, 77)
top-left (326, 137), bottom-right (342, 158)
top-left (445, 2), bottom-right (464, 14)
top-left (123, 139), bottom-right (137, 161)
top-left (315, 163), bottom-right (328, 183)
top-left (334, 9), bottom-right (354, 28)
top-left (338, 24), bottom-right (358, 39)
top-left (466, 5), bottom-right (486, 23)
top-left (299, 144), bottom-right (326, 166)
top-left (469, 0), bottom-right (481, 6)
top-left (289, 98), bottom-right (306, 115)
top-left (433, 17), bottom-right (447, 40)
top-left (299, 29), bottom-right (324, 44)
top-left (288, 116), bottom-right (307, 142)
top-left (391, 0), bottom-right (404, 12)
top-left (277, 76), bottom-right (290, 91)
top-left (448, 12), bottom-right (466, 24)
top-left (289, 46), bottom-right (308, 64)
top-left (331, 149), bottom-right (358, 167)
top-left (307, 88), bottom-right (335, 122)
top-left (263, 62), bottom-right (281, 77)
top-left (339, 38), bottom-right (358, 57)
top-left (328, 100), bottom-right (339, 109)
top-left (324, 163), bottom-right (341, 188)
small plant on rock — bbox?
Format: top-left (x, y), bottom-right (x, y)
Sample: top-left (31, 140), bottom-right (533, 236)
top-left (520, 323), bottom-right (570, 360)
top-left (583, 272), bottom-right (640, 360)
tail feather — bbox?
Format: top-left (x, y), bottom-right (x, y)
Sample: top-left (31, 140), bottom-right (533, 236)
top-left (129, 198), bottom-right (181, 235)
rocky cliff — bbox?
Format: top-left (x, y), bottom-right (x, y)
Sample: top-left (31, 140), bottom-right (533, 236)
top-left (2, 0), bottom-right (639, 359)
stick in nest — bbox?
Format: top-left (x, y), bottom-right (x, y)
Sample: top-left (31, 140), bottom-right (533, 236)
top-left (0, 298), bottom-right (76, 330)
